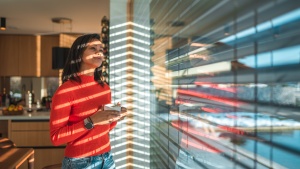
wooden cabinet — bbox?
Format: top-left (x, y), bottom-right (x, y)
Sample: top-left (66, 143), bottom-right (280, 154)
top-left (19, 35), bottom-right (38, 76)
top-left (0, 35), bottom-right (20, 76)
top-left (0, 120), bottom-right (9, 138)
top-left (40, 35), bottom-right (60, 77)
top-left (0, 33), bottom-right (82, 77)
top-left (0, 34), bottom-right (60, 77)
top-left (0, 35), bottom-right (38, 76)
top-left (10, 121), bottom-right (52, 146)
top-left (1, 120), bottom-right (65, 169)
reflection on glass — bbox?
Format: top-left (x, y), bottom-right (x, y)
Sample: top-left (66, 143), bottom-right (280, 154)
top-left (150, 1), bottom-right (300, 169)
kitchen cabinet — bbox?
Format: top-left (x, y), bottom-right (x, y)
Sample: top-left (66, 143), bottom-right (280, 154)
top-left (0, 35), bottom-right (20, 76)
top-left (0, 33), bottom-right (82, 77)
top-left (0, 35), bottom-right (38, 76)
top-left (0, 34), bottom-right (61, 77)
top-left (10, 120), bottom-right (65, 169)
top-left (40, 35), bottom-right (60, 77)
top-left (0, 119), bottom-right (65, 169)
top-left (19, 35), bottom-right (38, 76)
top-left (10, 121), bottom-right (52, 146)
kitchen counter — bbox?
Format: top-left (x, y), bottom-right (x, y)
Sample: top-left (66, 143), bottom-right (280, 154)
top-left (0, 113), bottom-right (65, 169)
top-left (0, 110), bottom-right (50, 120)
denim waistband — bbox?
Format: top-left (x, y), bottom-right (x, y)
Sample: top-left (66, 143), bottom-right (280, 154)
top-left (90, 151), bottom-right (111, 161)
top-left (62, 151), bottom-right (114, 169)
top-left (65, 151), bottom-right (111, 159)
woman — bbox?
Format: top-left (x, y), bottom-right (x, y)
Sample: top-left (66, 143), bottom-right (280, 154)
top-left (50, 33), bottom-right (126, 169)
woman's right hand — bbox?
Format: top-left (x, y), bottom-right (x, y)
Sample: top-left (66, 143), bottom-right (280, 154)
top-left (90, 110), bottom-right (121, 125)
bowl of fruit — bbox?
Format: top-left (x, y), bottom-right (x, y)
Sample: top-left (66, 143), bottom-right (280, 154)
top-left (2, 104), bottom-right (24, 115)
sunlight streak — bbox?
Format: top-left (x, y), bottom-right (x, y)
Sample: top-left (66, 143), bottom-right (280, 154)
top-left (115, 155), bottom-right (150, 163)
top-left (74, 132), bottom-right (109, 146)
top-left (110, 67), bottom-right (150, 74)
top-left (110, 51), bottom-right (150, 60)
top-left (110, 29), bottom-right (150, 38)
top-left (110, 82), bottom-right (150, 89)
top-left (110, 44), bottom-right (150, 52)
top-left (110, 59), bottom-right (150, 67)
top-left (112, 133), bottom-right (150, 141)
top-left (117, 163), bottom-right (150, 169)
top-left (56, 82), bottom-right (98, 94)
top-left (111, 141), bottom-right (150, 148)
top-left (57, 128), bottom-right (85, 138)
top-left (80, 142), bottom-right (110, 157)
top-left (54, 90), bottom-right (110, 110)
top-left (113, 148), bottom-right (150, 156)
top-left (110, 37), bottom-right (150, 45)
top-left (110, 21), bottom-right (150, 30)
top-left (112, 126), bottom-right (150, 133)
top-left (110, 74), bottom-right (150, 82)
top-left (51, 116), bottom-right (69, 125)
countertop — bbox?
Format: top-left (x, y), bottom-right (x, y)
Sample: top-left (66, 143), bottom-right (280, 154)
top-left (0, 107), bottom-right (50, 120)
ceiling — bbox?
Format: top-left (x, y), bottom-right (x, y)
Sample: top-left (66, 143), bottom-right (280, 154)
top-left (0, 0), bottom-right (109, 35)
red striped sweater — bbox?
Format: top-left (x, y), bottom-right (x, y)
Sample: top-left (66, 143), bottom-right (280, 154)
top-left (50, 75), bottom-right (117, 158)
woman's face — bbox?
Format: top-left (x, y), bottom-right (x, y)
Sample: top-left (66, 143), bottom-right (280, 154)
top-left (80, 39), bottom-right (104, 74)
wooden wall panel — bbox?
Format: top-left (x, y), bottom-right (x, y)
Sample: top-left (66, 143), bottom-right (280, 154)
top-left (40, 35), bottom-right (59, 77)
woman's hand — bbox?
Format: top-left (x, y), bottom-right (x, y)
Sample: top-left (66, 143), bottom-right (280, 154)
top-left (116, 102), bottom-right (128, 121)
top-left (118, 107), bottom-right (128, 121)
top-left (90, 110), bottom-right (121, 125)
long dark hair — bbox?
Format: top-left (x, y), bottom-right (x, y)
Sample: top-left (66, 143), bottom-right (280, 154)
top-left (61, 33), bottom-right (104, 86)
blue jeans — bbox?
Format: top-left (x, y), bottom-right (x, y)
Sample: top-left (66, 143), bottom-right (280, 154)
top-left (62, 151), bottom-right (115, 169)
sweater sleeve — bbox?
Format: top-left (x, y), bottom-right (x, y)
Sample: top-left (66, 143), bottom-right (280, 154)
top-left (109, 121), bottom-right (117, 131)
top-left (49, 89), bottom-right (87, 146)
